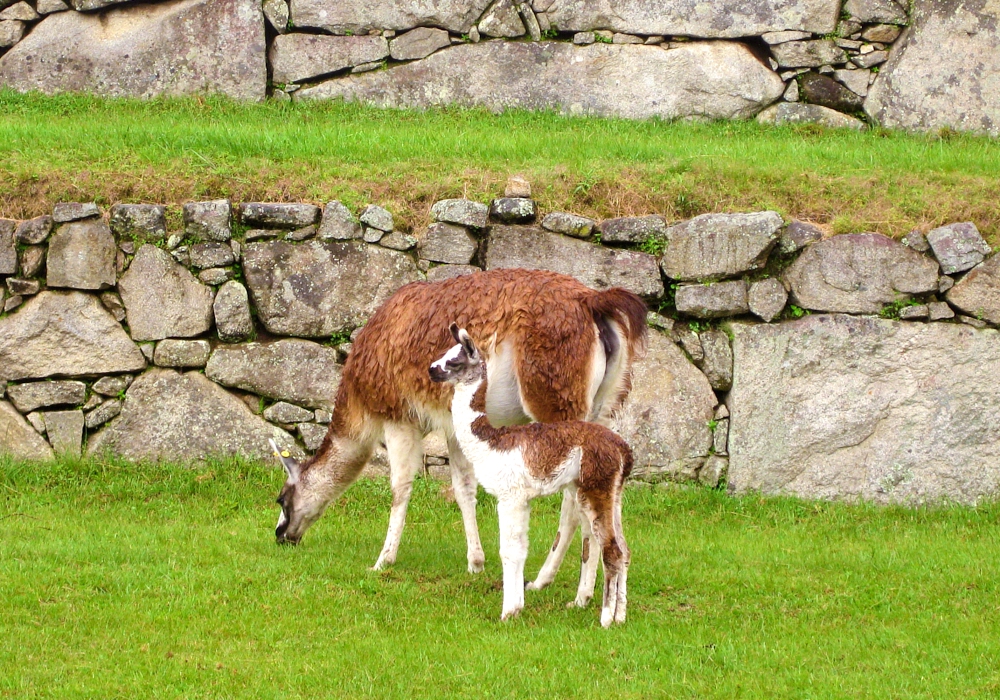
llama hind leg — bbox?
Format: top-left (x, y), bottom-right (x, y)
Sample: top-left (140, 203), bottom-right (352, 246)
top-left (373, 422), bottom-right (423, 571)
top-left (448, 436), bottom-right (486, 574)
top-left (527, 486), bottom-right (580, 591)
top-left (496, 498), bottom-right (530, 621)
top-left (570, 501), bottom-right (601, 609)
top-left (613, 491), bottom-right (629, 624)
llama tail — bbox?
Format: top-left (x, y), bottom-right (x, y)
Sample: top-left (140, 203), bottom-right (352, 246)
top-left (584, 287), bottom-right (649, 363)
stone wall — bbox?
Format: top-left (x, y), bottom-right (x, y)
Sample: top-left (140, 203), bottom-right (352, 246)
top-left (0, 0), bottom-right (998, 135)
top-left (2, 181), bottom-right (1000, 505)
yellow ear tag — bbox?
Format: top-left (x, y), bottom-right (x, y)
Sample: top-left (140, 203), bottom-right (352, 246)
top-left (281, 450), bottom-right (290, 458)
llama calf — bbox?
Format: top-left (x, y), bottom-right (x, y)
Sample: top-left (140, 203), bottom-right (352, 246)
top-left (430, 324), bottom-right (632, 627)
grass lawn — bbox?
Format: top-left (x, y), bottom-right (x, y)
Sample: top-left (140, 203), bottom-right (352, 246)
top-left (2, 91), bottom-right (1000, 243)
top-left (1, 458), bottom-right (998, 699)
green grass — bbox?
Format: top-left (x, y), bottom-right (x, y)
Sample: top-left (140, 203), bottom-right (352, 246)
top-left (2, 91), bottom-right (999, 242)
top-left (2, 457), bottom-right (1000, 698)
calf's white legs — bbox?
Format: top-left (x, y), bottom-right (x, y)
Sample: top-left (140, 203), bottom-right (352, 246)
top-left (572, 504), bottom-right (601, 609)
top-left (373, 423), bottom-right (423, 570)
top-left (496, 498), bottom-right (531, 621)
top-left (526, 486), bottom-right (580, 591)
top-left (448, 436), bottom-right (486, 574)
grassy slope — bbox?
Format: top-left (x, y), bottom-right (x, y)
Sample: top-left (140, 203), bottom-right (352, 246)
top-left (2, 91), bottom-right (999, 243)
top-left (2, 459), bottom-right (999, 699)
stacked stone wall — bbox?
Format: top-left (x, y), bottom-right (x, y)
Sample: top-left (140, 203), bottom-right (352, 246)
top-left (2, 181), bottom-right (1000, 505)
top-left (0, 0), bottom-right (997, 135)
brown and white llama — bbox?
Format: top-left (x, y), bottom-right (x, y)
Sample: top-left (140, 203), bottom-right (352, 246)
top-left (270, 268), bottom-right (646, 584)
top-left (429, 324), bottom-right (633, 626)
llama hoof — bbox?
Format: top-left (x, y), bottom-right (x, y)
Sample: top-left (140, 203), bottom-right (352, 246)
top-left (569, 595), bottom-right (591, 609)
top-left (500, 607), bottom-right (523, 621)
top-left (468, 559), bottom-right (485, 574)
top-left (525, 579), bottom-right (548, 591)
top-left (371, 557), bottom-right (393, 571)
top-left (600, 608), bottom-right (614, 628)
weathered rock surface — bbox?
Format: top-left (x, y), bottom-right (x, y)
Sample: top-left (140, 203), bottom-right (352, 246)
top-left (0, 401), bottom-right (54, 460)
top-left (757, 102), bottom-right (867, 130)
top-left (291, 0), bottom-right (493, 34)
top-left (425, 264), bottom-right (481, 282)
top-left (205, 338), bottom-right (342, 410)
top-left (390, 27), bottom-right (451, 61)
top-left (611, 330), bottom-right (716, 480)
top-left (263, 401), bottom-right (314, 424)
top-left (379, 232), bottom-right (417, 251)
top-left (7, 380), bottom-right (86, 413)
top-left (15, 215), bottom-right (53, 245)
top-left (431, 199), bottom-right (489, 229)
top-left (490, 198), bottom-right (536, 224)
top-left (184, 200), bottom-right (232, 242)
top-left (189, 242), bottom-right (236, 269)
top-left (799, 72), bottom-right (864, 112)
top-left (297, 41), bottom-right (785, 121)
top-left (93, 375), bottom-right (133, 397)
top-left (44, 410), bottom-right (84, 457)
top-left (748, 278), bottom-right (788, 322)
top-left (783, 233), bottom-right (940, 314)
top-left (729, 315), bottom-right (1000, 504)
top-left (17, 246), bottom-right (44, 278)
top-left (698, 329), bottom-right (734, 391)
top-left (778, 219), bottom-right (824, 253)
top-left (598, 215), bottom-right (667, 244)
top-left (542, 212), bottom-right (595, 238)
top-left (85, 398), bottom-right (122, 429)
top-left (46, 220), bottom-right (117, 290)
top-left (154, 339), bottom-right (211, 368)
top-left (0, 292), bottom-right (146, 381)
top-left (109, 204), bottom-right (166, 242)
top-left (485, 225), bottom-right (663, 298)
top-left (661, 212), bottom-right (783, 281)
top-left (118, 245), bottom-right (215, 341)
top-left (243, 240), bottom-right (421, 337)
top-left (87, 369), bottom-right (302, 462)
top-left (240, 202), bottom-right (321, 230)
top-left (771, 39), bottom-right (847, 68)
top-left (844, 0), bottom-right (907, 24)
top-left (298, 422), bottom-right (328, 452)
top-left (262, 0), bottom-right (288, 32)
top-left (359, 204), bottom-right (394, 232)
top-left (214, 280), bottom-right (254, 343)
top-left (0, 219), bottom-right (14, 275)
top-left (270, 35), bottom-right (389, 85)
top-left (7, 278), bottom-right (40, 296)
top-left (946, 255), bottom-right (1000, 325)
top-left (676, 281), bottom-right (750, 318)
top-left (479, 0), bottom-right (524, 37)
top-left (419, 223), bottom-right (478, 265)
top-left (865, 0), bottom-right (1000, 136)
top-left (52, 203), bottom-right (100, 224)
top-left (37, 0), bottom-right (70, 14)
top-left (926, 222), bottom-right (990, 275)
top-left (544, 0), bottom-right (840, 37)
top-left (0, 0), bottom-right (267, 101)
top-left (317, 201), bottom-right (362, 241)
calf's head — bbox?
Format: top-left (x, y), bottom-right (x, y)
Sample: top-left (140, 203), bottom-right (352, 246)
top-left (429, 324), bottom-right (483, 386)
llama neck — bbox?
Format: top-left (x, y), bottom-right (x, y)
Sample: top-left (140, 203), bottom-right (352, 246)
top-left (451, 375), bottom-right (499, 453)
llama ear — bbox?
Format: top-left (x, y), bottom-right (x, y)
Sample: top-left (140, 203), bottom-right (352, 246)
top-left (269, 438), bottom-right (300, 485)
top-left (449, 322), bottom-right (462, 344)
top-left (457, 328), bottom-right (479, 358)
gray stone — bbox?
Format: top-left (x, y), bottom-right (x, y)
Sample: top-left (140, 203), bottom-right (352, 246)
top-left (597, 215), bottom-right (667, 244)
top-left (118, 244), bottom-right (215, 342)
top-left (832, 68), bottom-right (870, 98)
top-left (573, 31), bottom-right (595, 44)
top-left (425, 264), bottom-right (481, 282)
top-left (431, 199), bottom-right (489, 229)
top-left (926, 222), bottom-right (990, 275)
top-left (44, 410), bottom-right (83, 457)
top-left (901, 229), bottom-right (930, 253)
top-left (205, 338), bottom-right (342, 410)
top-left (25, 411), bottom-right (44, 434)
top-left (6, 278), bottom-right (39, 296)
top-left (243, 240), bottom-right (421, 336)
top-left (198, 268), bottom-right (235, 286)
top-left (93, 375), bottom-right (133, 397)
top-left (292, 0), bottom-right (493, 34)
top-left (296, 42), bottom-right (786, 121)
top-left (317, 201), bottom-right (362, 240)
top-left (899, 304), bottom-right (929, 320)
top-left (3, 296), bottom-right (22, 313)
top-left (485, 225), bottom-right (663, 298)
top-left (379, 232), bottom-right (417, 251)
top-left (37, 0), bottom-right (70, 13)
top-left (18, 246), bottom-right (45, 278)
top-left (7, 381), bottom-right (86, 413)
top-left (844, 0), bottom-right (907, 23)
top-left (520, 2), bottom-right (542, 40)
top-left (611, 330), bottom-right (716, 481)
top-left (298, 422), bottom-right (328, 452)
top-left (712, 417), bottom-right (729, 456)
top-left (0, 0), bottom-right (267, 101)
top-left (505, 175), bottom-right (531, 198)
top-left (362, 227), bottom-right (385, 244)
top-left (184, 200), bottom-right (232, 242)
top-left (82, 394), bottom-right (102, 411)
top-left (960, 315), bottom-right (989, 329)
top-left (214, 280), bottom-right (254, 343)
top-left (646, 311), bottom-right (673, 334)
top-left (263, 401), bottom-right (314, 424)
top-left (799, 72), bottom-right (864, 112)
top-left (697, 329), bottom-right (733, 391)
top-left (661, 211), bottom-right (783, 281)
top-left (762, 30), bottom-right (813, 44)
top-left (270, 34), bottom-right (389, 84)
top-left (87, 369), bottom-right (302, 462)
top-left (0, 401), bottom-right (53, 460)
top-left (699, 455), bottom-right (728, 488)
top-left (0, 2), bottom-right (34, 20)
top-left (52, 202), bottom-right (99, 223)
top-left (284, 225), bottom-right (317, 242)
top-left (390, 27), bottom-right (451, 60)
top-left (612, 32), bottom-right (642, 44)
top-left (419, 223), bottom-right (478, 265)
top-left (263, 0), bottom-right (288, 33)
top-left (245, 229), bottom-right (280, 242)
top-left (0, 219), bottom-right (14, 275)
top-left (315, 409), bottom-right (332, 424)
top-left (189, 242), bottom-right (236, 269)
top-left (359, 204), bottom-right (393, 232)
top-left (240, 202), bottom-right (320, 230)
top-left (927, 301), bottom-right (954, 321)
top-left (729, 314), bottom-right (1000, 504)
top-left (109, 204), bottom-right (166, 242)
top-left (15, 215), bottom-right (53, 245)
top-left (98, 291), bottom-right (126, 322)
top-left (757, 102), bottom-right (867, 130)
top-left (852, 50), bottom-right (888, 69)
top-left (783, 80), bottom-right (800, 102)
top-left (676, 281), bottom-right (749, 319)
top-left (154, 339), bottom-right (212, 368)
top-left (490, 198), bottom-right (536, 224)
top-left (939, 275), bottom-right (954, 293)
top-left (85, 398), bottom-right (122, 429)
top-left (770, 39), bottom-right (847, 68)
top-left (783, 233), bottom-right (940, 314)
top-left (544, 0), bottom-right (839, 37)
top-left (748, 278), bottom-right (788, 322)
top-left (139, 344), bottom-right (155, 362)
top-left (862, 23), bottom-right (902, 42)
top-left (778, 220), bottom-right (824, 254)
top-left (0, 292), bottom-right (146, 382)
top-left (0, 20), bottom-right (22, 48)
top-left (946, 255), bottom-right (1000, 325)
top-left (479, 0), bottom-right (525, 37)
top-left (541, 212), bottom-right (594, 238)
top-left (45, 219), bottom-right (117, 291)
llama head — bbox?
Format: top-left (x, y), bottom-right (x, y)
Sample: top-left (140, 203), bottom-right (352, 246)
top-left (269, 438), bottom-right (322, 545)
top-left (429, 323), bottom-right (483, 385)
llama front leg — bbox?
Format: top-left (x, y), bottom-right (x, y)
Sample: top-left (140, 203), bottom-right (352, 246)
top-left (527, 486), bottom-right (580, 591)
top-left (373, 423), bottom-right (423, 571)
top-left (448, 436), bottom-right (486, 574)
top-left (496, 498), bottom-right (530, 621)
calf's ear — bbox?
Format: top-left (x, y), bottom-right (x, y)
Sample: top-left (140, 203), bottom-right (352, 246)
top-left (449, 322), bottom-right (462, 344)
top-left (457, 328), bottom-right (479, 359)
